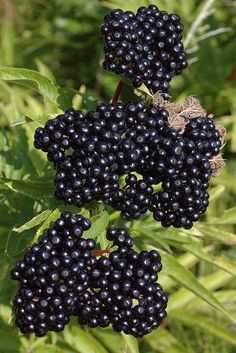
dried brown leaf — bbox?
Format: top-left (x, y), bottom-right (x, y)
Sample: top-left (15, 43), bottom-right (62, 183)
top-left (210, 155), bottom-right (226, 177)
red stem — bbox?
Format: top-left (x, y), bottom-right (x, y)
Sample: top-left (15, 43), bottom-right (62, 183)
top-left (112, 80), bottom-right (124, 103)
top-left (92, 245), bottom-right (113, 257)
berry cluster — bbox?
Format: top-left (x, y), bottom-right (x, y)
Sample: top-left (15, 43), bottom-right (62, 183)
top-left (77, 228), bottom-right (167, 337)
top-left (11, 214), bottom-right (167, 338)
top-left (11, 212), bottom-right (94, 336)
top-left (101, 5), bottom-right (188, 93)
top-left (34, 102), bottom-right (223, 228)
top-left (12, 3), bottom-right (226, 341)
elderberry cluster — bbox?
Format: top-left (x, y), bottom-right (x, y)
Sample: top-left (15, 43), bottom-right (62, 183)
top-left (101, 5), bottom-right (188, 93)
top-left (11, 212), bottom-right (95, 336)
top-left (77, 228), bottom-right (167, 337)
top-left (11, 214), bottom-right (167, 338)
top-left (34, 102), bottom-right (223, 229)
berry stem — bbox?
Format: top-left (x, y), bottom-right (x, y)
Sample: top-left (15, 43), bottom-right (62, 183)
top-left (112, 80), bottom-right (124, 103)
top-left (92, 245), bottom-right (113, 257)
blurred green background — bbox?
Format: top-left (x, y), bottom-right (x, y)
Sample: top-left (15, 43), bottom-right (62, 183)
top-left (0, 0), bottom-right (236, 352)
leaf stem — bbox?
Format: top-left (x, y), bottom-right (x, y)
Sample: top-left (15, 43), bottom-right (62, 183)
top-left (112, 80), bottom-right (124, 103)
top-left (92, 245), bottom-right (113, 257)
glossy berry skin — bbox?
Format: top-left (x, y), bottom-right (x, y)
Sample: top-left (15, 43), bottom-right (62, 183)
top-left (101, 5), bottom-right (188, 94)
top-left (11, 212), bottom-right (95, 337)
top-left (75, 227), bottom-right (168, 338)
top-left (183, 117), bottom-right (222, 157)
top-left (34, 105), bottom-right (223, 229)
top-left (11, 222), bottom-right (167, 338)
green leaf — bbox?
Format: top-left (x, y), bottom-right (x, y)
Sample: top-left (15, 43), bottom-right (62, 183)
top-left (121, 333), bottom-right (139, 353)
top-left (195, 224), bottom-right (236, 245)
top-left (145, 328), bottom-right (192, 353)
top-left (0, 304), bottom-right (12, 324)
top-left (26, 113), bottom-right (55, 126)
top-left (63, 326), bottom-right (108, 353)
top-left (34, 345), bottom-right (65, 353)
top-left (92, 328), bottom-right (125, 353)
top-left (98, 230), bottom-right (110, 250)
top-left (209, 185), bottom-right (226, 201)
top-left (83, 210), bottom-right (109, 240)
top-left (0, 331), bottom-right (20, 352)
top-left (210, 206), bottom-right (236, 224)
top-left (171, 310), bottom-right (236, 346)
top-left (161, 252), bottom-right (235, 322)
top-left (33, 208), bottom-right (61, 243)
top-left (183, 244), bottom-right (236, 276)
top-left (0, 67), bottom-right (72, 110)
top-left (13, 210), bottom-right (52, 233)
top-left (168, 270), bottom-right (233, 312)
top-left (0, 178), bottom-right (54, 201)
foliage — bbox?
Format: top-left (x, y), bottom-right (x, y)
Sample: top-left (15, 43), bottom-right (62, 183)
top-left (0, 0), bottom-right (236, 352)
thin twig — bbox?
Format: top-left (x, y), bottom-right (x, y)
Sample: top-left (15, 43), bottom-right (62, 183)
top-left (184, 0), bottom-right (216, 48)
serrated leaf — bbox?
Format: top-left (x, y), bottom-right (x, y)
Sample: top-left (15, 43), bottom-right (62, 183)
top-left (83, 210), bottom-right (109, 240)
top-left (121, 333), bottom-right (139, 353)
top-left (0, 67), bottom-right (72, 110)
top-left (13, 210), bottom-right (52, 233)
top-left (0, 178), bottom-right (54, 201)
top-left (170, 311), bottom-right (236, 346)
top-left (161, 252), bottom-right (235, 322)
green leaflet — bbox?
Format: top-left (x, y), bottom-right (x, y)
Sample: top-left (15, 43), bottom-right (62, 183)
top-left (13, 210), bottom-right (52, 233)
top-left (170, 310), bottom-right (236, 346)
top-left (145, 328), bottom-right (192, 353)
top-left (168, 270), bottom-right (233, 312)
top-left (83, 210), bottom-right (109, 240)
top-left (63, 326), bottom-right (108, 353)
top-left (0, 178), bottom-right (54, 201)
top-left (121, 333), bottom-right (140, 353)
top-left (161, 252), bottom-right (235, 322)
top-left (0, 67), bottom-right (73, 110)
top-left (183, 244), bottom-right (236, 276)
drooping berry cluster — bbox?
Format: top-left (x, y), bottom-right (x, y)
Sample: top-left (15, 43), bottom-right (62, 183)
top-left (77, 227), bottom-right (167, 337)
top-left (101, 5), bottom-right (188, 93)
top-left (34, 103), bottom-right (223, 229)
top-left (11, 214), bottom-right (167, 338)
top-left (11, 212), bottom-right (95, 336)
